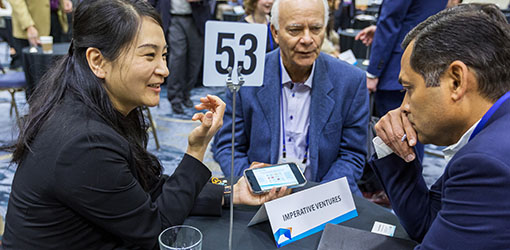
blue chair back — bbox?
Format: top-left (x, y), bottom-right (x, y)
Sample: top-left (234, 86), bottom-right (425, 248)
top-left (0, 67), bottom-right (27, 129)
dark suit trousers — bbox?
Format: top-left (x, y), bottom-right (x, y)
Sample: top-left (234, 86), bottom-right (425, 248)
top-left (167, 15), bottom-right (204, 105)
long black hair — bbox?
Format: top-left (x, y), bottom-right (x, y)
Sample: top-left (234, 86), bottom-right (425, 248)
top-left (12, 0), bottom-right (164, 191)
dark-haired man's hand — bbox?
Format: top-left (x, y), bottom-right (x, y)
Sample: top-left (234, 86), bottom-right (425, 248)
top-left (374, 107), bottom-right (417, 162)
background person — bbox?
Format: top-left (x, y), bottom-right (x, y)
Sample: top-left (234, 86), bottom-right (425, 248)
top-left (8, 0), bottom-right (72, 94)
top-left (148, 0), bottom-right (212, 114)
top-left (370, 4), bottom-right (510, 248)
top-left (2, 1), bottom-right (286, 249)
top-left (320, 0), bottom-right (340, 58)
top-left (241, 0), bottom-right (277, 52)
top-left (213, 0), bottom-right (369, 195)
top-left (355, 0), bottom-right (446, 116)
top-left (49, 0), bottom-right (73, 43)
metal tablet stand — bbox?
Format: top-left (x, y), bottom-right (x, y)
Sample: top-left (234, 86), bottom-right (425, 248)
top-left (226, 66), bottom-right (244, 250)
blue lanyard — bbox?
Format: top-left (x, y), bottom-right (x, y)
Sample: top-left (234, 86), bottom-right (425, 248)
top-left (278, 56), bottom-right (309, 163)
top-left (267, 23), bottom-right (274, 51)
top-left (469, 91), bottom-right (510, 141)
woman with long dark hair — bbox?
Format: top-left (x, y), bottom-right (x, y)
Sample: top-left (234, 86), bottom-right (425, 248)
top-left (2, 0), bottom-right (287, 248)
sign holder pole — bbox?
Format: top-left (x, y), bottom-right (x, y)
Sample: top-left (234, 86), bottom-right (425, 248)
top-left (226, 66), bottom-right (244, 250)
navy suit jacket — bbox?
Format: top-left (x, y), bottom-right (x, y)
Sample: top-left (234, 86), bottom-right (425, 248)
top-left (367, 0), bottom-right (446, 91)
top-left (370, 98), bottom-right (510, 249)
top-left (213, 49), bottom-right (369, 194)
top-left (148, 0), bottom-right (212, 35)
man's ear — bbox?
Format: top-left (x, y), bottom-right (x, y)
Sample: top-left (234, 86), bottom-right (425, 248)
top-left (270, 24), bottom-right (279, 45)
top-left (86, 47), bottom-right (107, 79)
top-left (446, 60), bottom-right (470, 102)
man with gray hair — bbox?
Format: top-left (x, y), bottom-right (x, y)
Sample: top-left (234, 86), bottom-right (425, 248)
top-left (213, 0), bottom-right (369, 194)
top-left (370, 4), bottom-right (510, 248)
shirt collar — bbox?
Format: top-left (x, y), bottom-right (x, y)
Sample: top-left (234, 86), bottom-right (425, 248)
top-left (279, 55), bottom-right (315, 89)
top-left (442, 120), bottom-right (480, 164)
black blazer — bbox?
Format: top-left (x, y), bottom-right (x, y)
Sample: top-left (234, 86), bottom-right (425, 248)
top-left (2, 94), bottom-right (222, 249)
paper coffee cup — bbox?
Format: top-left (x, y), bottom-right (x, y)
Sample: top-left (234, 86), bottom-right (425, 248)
top-left (40, 36), bottom-right (53, 54)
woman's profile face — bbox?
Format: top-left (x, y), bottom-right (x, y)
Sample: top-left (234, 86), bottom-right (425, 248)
top-left (103, 17), bottom-right (169, 115)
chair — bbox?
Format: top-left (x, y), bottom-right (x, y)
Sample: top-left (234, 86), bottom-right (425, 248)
top-left (222, 11), bottom-right (243, 22)
top-left (0, 66), bottom-right (26, 129)
top-left (142, 106), bottom-right (160, 150)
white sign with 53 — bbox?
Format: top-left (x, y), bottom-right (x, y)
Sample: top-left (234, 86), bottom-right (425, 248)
top-left (203, 21), bottom-right (267, 87)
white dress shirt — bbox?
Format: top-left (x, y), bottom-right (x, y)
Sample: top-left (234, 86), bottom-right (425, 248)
top-left (442, 121), bottom-right (479, 164)
top-left (373, 120), bottom-right (480, 164)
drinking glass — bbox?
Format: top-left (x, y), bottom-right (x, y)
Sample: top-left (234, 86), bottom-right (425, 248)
top-left (159, 225), bottom-right (202, 250)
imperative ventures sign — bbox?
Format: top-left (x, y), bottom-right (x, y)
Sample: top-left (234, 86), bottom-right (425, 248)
top-left (282, 195), bottom-right (343, 222)
top-left (249, 177), bottom-right (358, 248)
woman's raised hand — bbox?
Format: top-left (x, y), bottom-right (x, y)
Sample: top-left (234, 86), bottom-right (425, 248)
top-left (186, 95), bottom-right (226, 161)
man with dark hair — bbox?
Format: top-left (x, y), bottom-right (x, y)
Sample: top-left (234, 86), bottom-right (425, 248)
top-left (370, 4), bottom-right (510, 249)
top-left (354, 0), bottom-right (447, 205)
top-left (360, 0), bottom-right (446, 114)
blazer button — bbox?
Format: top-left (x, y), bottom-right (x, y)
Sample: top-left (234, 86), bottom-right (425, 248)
top-left (378, 60), bottom-right (384, 69)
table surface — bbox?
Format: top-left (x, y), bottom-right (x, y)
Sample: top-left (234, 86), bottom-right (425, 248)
top-left (338, 28), bottom-right (361, 37)
top-left (184, 184), bottom-right (413, 250)
top-left (356, 58), bottom-right (369, 72)
top-left (21, 42), bottom-right (70, 56)
top-left (21, 43), bottom-right (70, 98)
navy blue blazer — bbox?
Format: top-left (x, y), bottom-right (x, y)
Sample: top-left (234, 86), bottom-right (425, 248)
top-left (370, 98), bottom-right (510, 249)
top-left (367, 0), bottom-right (446, 91)
top-left (213, 49), bottom-right (369, 194)
top-left (148, 0), bottom-right (212, 35)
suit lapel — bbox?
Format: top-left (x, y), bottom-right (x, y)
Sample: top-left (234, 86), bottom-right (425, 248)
top-left (257, 50), bottom-right (281, 163)
top-left (309, 54), bottom-right (335, 180)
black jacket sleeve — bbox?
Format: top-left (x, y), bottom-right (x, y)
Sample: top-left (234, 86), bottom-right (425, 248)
top-left (190, 183), bottom-right (224, 216)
